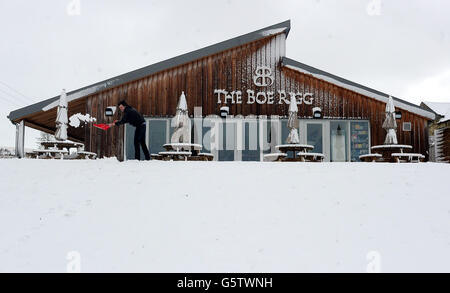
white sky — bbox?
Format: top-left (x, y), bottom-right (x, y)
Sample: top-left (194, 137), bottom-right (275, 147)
top-left (1, 0), bottom-right (449, 148)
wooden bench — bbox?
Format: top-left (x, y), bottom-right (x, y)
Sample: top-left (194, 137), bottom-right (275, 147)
top-left (359, 153), bottom-right (382, 162)
top-left (32, 149), bottom-right (69, 159)
top-left (151, 154), bottom-right (163, 160)
top-left (76, 151), bottom-right (97, 160)
top-left (391, 153), bottom-right (425, 163)
top-left (197, 153), bottom-right (214, 161)
top-left (297, 152), bottom-right (325, 162)
top-left (263, 153), bottom-right (288, 162)
top-left (158, 151), bottom-right (192, 161)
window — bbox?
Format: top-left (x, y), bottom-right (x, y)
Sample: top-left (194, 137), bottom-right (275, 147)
top-left (218, 119), bottom-right (236, 161)
top-left (148, 119), bottom-right (168, 155)
top-left (241, 118), bottom-right (260, 161)
top-left (350, 121), bottom-right (370, 161)
top-left (330, 121), bottom-right (348, 162)
top-left (403, 122), bottom-right (412, 131)
top-left (307, 124), bottom-right (323, 153)
top-left (126, 124), bottom-right (145, 160)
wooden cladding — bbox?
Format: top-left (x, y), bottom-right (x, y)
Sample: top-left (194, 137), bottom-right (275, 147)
top-left (80, 33), bottom-right (429, 160)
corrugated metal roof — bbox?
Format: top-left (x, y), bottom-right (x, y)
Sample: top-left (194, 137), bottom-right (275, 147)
top-left (281, 57), bottom-right (435, 120)
top-left (8, 20), bottom-right (291, 122)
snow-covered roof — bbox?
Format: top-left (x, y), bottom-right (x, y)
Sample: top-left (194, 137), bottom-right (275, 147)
top-left (281, 57), bottom-right (435, 120)
top-left (8, 20), bottom-right (291, 122)
top-left (421, 101), bottom-right (450, 123)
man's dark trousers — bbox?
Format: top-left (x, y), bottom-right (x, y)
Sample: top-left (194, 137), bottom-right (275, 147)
top-left (134, 123), bottom-right (150, 160)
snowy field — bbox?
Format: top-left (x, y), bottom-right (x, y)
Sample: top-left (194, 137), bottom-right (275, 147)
top-left (0, 159), bottom-right (449, 273)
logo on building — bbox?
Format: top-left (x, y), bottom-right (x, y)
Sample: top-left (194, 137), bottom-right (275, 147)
top-left (253, 66), bottom-right (274, 87)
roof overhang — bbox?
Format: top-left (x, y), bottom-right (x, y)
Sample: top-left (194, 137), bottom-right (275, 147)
top-left (7, 20), bottom-right (291, 123)
top-left (281, 57), bottom-right (436, 120)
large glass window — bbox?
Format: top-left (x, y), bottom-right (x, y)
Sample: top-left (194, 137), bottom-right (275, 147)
top-left (148, 119), bottom-right (168, 155)
top-left (218, 119), bottom-right (235, 161)
top-left (126, 124), bottom-right (145, 160)
top-left (281, 119), bottom-right (298, 159)
top-left (307, 123), bottom-right (323, 153)
top-left (350, 121), bottom-right (370, 161)
top-left (261, 118), bottom-right (272, 155)
top-left (330, 121), bottom-right (348, 162)
top-left (242, 118), bottom-right (260, 161)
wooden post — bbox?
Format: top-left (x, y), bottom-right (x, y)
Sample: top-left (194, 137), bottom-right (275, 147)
top-left (15, 121), bottom-right (25, 158)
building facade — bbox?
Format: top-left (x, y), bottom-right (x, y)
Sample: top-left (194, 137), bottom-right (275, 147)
top-left (8, 20), bottom-right (435, 161)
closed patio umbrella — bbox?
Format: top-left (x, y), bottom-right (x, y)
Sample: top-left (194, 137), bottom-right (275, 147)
top-left (171, 91), bottom-right (190, 143)
top-left (382, 96), bottom-right (398, 145)
top-left (286, 94), bottom-right (300, 144)
top-left (55, 89), bottom-right (68, 141)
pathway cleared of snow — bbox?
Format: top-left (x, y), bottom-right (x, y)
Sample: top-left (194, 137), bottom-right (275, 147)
top-left (0, 159), bottom-right (449, 272)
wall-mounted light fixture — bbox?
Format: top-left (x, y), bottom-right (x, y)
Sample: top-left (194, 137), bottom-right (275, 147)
top-left (105, 106), bottom-right (117, 117)
top-left (312, 107), bottom-right (322, 119)
top-left (220, 106), bottom-right (230, 118)
top-left (395, 111), bottom-right (402, 119)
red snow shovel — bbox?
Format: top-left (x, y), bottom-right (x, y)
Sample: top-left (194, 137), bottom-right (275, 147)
top-left (93, 123), bottom-right (111, 131)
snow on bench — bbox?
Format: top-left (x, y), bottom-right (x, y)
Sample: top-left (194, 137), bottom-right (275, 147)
top-left (391, 153), bottom-right (425, 162)
top-left (263, 153), bottom-right (288, 161)
top-left (77, 151), bottom-right (97, 159)
top-left (158, 151), bottom-right (192, 156)
top-left (297, 152), bottom-right (325, 161)
top-left (371, 144), bottom-right (413, 150)
top-left (359, 153), bottom-right (382, 162)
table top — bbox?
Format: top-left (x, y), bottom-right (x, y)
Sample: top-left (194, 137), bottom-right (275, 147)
top-left (159, 151), bottom-right (192, 156)
top-left (41, 141), bottom-right (84, 148)
top-left (359, 153), bottom-right (382, 158)
top-left (297, 152), bottom-right (324, 157)
top-left (275, 144), bottom-right (314, 151)
top-left (371, 144), bottom-right (413, 150)
top-left (163, 143), bottom-right (203, 151)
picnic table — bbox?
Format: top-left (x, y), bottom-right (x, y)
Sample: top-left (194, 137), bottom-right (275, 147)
top-left (391, 153), bottom-right (425, 163)
top-left (360, 144), bottom-right (425, 163)
top-left (275, 144), bottom-right (314, 160)
top-left (28, 141), bottom-right (97, 160)
top-left (152, 143), bottom-right (214, 161)
top-left (40, 141), bottom-right (84, 152)
top-left (163, 143), bottom-right (203, 156)
top-left (370, 144), bottom-right (413, 162)
top-left (27, 149), bottom-right (69, 159)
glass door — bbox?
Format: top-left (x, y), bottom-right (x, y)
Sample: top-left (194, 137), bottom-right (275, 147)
top-left (306, 123), bottom-right (323, 154)
top-left (218, 119), bottom-right (236, 161)
top-left (330, 121), bottom-right (348, 162)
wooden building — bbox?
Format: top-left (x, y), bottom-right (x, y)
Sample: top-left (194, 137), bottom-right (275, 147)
top-left (8, 20), bottom-right (435, 161)
top-left (420, 102), bottom-right (450, 163)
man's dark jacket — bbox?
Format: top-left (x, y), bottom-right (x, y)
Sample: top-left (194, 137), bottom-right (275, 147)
top-left (115, 106), bottom-right (145, 127)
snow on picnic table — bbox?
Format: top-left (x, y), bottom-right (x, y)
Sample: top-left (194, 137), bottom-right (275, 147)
top-left (0, 159), bottom-right (449, 273)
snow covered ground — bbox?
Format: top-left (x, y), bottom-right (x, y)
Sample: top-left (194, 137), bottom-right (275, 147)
top-left (0, 159), bottom-right (449, 273)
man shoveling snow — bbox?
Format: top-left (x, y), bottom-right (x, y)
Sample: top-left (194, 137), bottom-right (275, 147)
top-left (108, 100), bottom-right (150, 161)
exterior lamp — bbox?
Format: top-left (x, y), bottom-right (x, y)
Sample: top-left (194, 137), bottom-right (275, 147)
top-left (105, 106), bottom-right (117, 117)
top-left (220, 106), bottom-right (230, 118)
top-left (395, 111), bottom-right (402, 119)
top-left (312, 107), bottom-right (322, 119)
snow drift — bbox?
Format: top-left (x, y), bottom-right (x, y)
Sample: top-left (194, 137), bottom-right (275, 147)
top-left (0, 159), bottom-right (449, 272)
